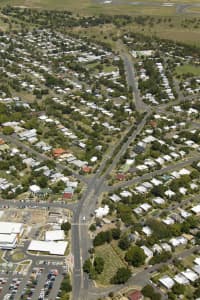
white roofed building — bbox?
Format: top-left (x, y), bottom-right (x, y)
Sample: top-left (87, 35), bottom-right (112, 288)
top-left (181, 269), bottom-right (199, 282)
top-left (0, 222), bottom-right (24, 250)
top-left (141, 245), bottom-right (153, 262)
top-left (194, 257), bottom-right (200, 266)
top-left (191, 205), bottom-right (200, 214)
top-left (159, 275), bottom-right (175, 289)
top-left (95, 205), bottom-right (109, 218)
top-left (45, 230), bottom-right (65, 241)
top-left (174, 273), bottom-right (189, 285)
top-left (142, 226), bottom-right (152, 236)
top-left (28, 240), bottom-right (68, 256)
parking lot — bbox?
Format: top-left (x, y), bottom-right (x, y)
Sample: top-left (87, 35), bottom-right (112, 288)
top-left (0, 262), bottom-right (66, 300)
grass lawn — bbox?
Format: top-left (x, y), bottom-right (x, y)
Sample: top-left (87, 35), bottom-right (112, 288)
top-left (12, 252), bottom-right (25, 261)
top-left (182, 254), bottom-right (195, 268)
top-left (103, 65), bottom-right (118, 73)
top-left (95, 243), bottom-right (127, 286)
top-left (175, 64), bottom-right (200, 76)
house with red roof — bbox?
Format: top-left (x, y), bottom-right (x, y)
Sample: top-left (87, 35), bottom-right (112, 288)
top-left (128, 290), bottom-right (143, 300)
top-left (52, 148), bottom-right (67, 158)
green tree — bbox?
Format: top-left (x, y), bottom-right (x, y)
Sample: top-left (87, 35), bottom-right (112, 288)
top-left (111, 228), bottom-right (121, 240)
top-left (117, 204), bottom-right (133, 225)
top-left (146, 218), bottom-right (172, 240)
top-left (94, 257), bottom-right (104, 274)
top-left (118, 236), bottom-right (131, 250)
top-left (172, 283), bottom-right (185, 295)
top-left (83, 259), bottom-right (93, 274)
top-left (89, 224), bottom-right (96, 232)
top-left (36, 175), bottom-right (48, 188)
top-left (93, 231), bottom-right (112, 247)
top-left (60, 274), bottom-right (72, 293)
top-left (111, 267), bottom-right (131, 284)
top-left (153, 293), bottom-right (161, 300)
top-left (168, 291), bottom-right (176, 300)
top-left (141, 285), bottom-right (154, 298)
top-left (150, 251), bottom-right (171, 265)
top-left (61, 222), bottom-right (71, 234)
top-left (2, 126), bottom-right (14, 135)
top-left (125, 246), bottom-right (145, 267)
top-left (195, 287), bottom-right (200, 298)
top-left (195, 231), bottom-right (200, 244)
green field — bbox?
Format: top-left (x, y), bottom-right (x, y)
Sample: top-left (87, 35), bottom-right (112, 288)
top-left (0, 0), bottom-right (198, 16)
top-left (175, 64), bottom-right (200, 76)
top-left (95, 243), bottom-right (126, 286)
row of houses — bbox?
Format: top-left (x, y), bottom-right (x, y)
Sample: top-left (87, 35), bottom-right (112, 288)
top-left (159, 257), bottom-right (200, 290)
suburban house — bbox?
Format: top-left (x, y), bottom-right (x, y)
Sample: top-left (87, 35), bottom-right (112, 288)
top-left (128, 290), bottom-right (143, 300)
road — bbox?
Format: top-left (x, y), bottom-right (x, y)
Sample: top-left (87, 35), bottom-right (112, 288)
top-left (109, 155), bottom-right (200, 191)
top-left (118, 41), bottom-right (149, 113)
top-left (71, 107), bottom-right (153, 299)
top-left (70, 42), bottom-right (154, 299)
top-left (122, 53), bottom-right (146, 112)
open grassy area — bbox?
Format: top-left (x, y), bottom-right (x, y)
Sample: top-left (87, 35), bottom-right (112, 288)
top-left (12, 251), bottom-right (25, 261)
top-left (175, 64), bottom-right (200, 76)
top-left (157, 29), bottom-right (200, 46)
top-left (182, 254), bottom-right (196, 268)
top-left (71, 12), bottom-right (200, 48)
top-left (0, 0), bottom-right (196, 16)
top-left (95, 243), bottom-right (126, 286)
top-left (0, 0), bottom-right (199, 14)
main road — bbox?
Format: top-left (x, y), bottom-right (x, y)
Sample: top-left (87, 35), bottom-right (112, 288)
top-left (71, 108), bottom-right (151, 299)
top-left (117, 40), bottom-right (150, 113)
top-left (71, 42), bottom-right (152, 299)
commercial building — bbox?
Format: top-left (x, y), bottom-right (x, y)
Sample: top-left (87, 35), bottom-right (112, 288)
top-left (45, 230), bottom-right (65, 241)
top-left (28, 240), bottom-right (68, 255)
top-left (0, 222), bottom-right (24, 250)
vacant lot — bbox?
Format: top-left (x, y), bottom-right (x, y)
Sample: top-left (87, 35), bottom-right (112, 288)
top-left (95, 243), bottom-right (126, 286)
